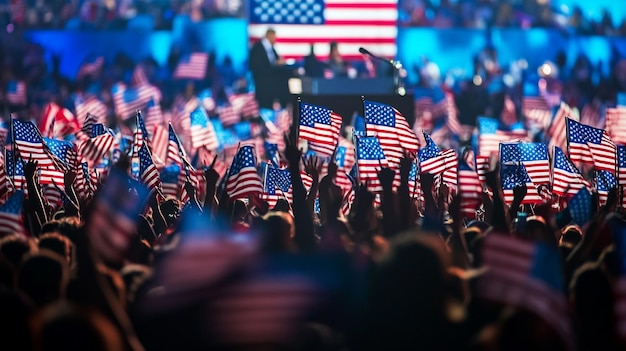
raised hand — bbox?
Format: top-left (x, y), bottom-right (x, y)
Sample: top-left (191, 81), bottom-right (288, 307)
top-left (399, 152), bottom-right (415, 179)
top-left (204, 157), bottom-right (221, 186)
top-left (512, 184), bottom-right (527, 203)
top-left (24, 160), bottom-right (38, 180)
top-left (64, 170), bottom-right (77, 189)
top-left (377, 163), bottom-right (395, 190)
top-left (283, 133), bottom-right (302, 169)
top-left (303, 155), bottom-right (322, 183)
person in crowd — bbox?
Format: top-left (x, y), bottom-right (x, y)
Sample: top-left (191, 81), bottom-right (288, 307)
top-left (248, 28), bottom-right (291, 109)
top-left (327, 42), bottom-right (348, 78)
top-left (303, 44), bottom-right (325, 78)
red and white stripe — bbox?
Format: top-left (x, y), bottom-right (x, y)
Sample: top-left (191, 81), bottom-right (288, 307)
top-left (173, 53), bottom-right (209, 80)
top-left (569, 128), bottom-right (616, 173)
top-left (458, 168), bottom-right (482, 218)
top-left (365, 106), bottom-right (419, 167)
top-left (229, 93), bottom-right (259, 118)
top-left (75, 95), bottom-right (108, 126)
top-left (78, 133), bottom-right (115, 167)
top-left (6, 81), bottom-right (26, 105)
top-left (606, 107), bottom-right (626, 145)
top-left (299, 111), bottom-right (342, 157)
top-left (478, 234), bottom-right (574, 351)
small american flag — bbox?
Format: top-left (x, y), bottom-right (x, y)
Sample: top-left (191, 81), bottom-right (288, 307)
top-left (0, 162), bottom-right (13, 200)
top-left (75, 94), bottom-right (108, 127)
top-left (76, 113), bottom-right (98, 141)
top-left (567, 118), bottom-right (616, 172)
top-left (218, 105), bottom-right (241, 127)
top-left (5, 150), bottom-right (24, 190)
top-left (478, 117), bottom-right (528, 157)
top-left (606, 107), bottom-right (626, 145)
top-left (552, 146), bottom-right (590, 199)
top-left (44, 138), bottom-right (76, 169)
top-left (548, 102), bottom-right (578, 155)
top-left (580, 103), bottom-right (602, 129)
top-left (144, 98), bottom-right (163, 129)
top-left (78, 124), bottom-right (115, 167)
top-left (595, 170), bottom-right (616, 206)
top-left (441, 149), bottom-right (458, 191)
top-left (226, 145), bottom-right (263, 200)
top-left (167, 124), bottom-right (188, 167)
top-left (458, 161), bottom-right (482, 219)
top-left (76, 56), bottom-right (104, 79)
top-left (500, 142), bottom-right (551, 185)
top-left (476, 155), bottom-right (490, 187)
top-left (43, 185), bottom-right (63, 210)
top-left (229, 93), bottom-right (260, 118)
top-left (6, 81), bottom-right (26, 105)
top-left (139, 143), bottom-right (161, 191)
top-left (173, 53), bottom-right (209, 80)
top-left (523, 95), bottom-right (553, 131)
top-left (355, 135), bottom-right (387, 193)
top-left (131, 65), bottom-right (150, 87)
top-left (111, 83), bottom-right (156, 120)
top-left (190, 107), bottom-right (220, 150)
top-left (12, 119), bottom-right (56, 168)
top-left (478, 234), bottom-right (574, 351)
top-left (150, 124), bottom-right (169, 167)
top-left (364, 100), bottom-right (419, 167)
top-left (87, 169), bottom-right (149, 264)
top-left (418, 132), bottom-right (445, 174)
top-left (74, 162), bottom-right (91, 201)
top-left (263, 164), bottom-right (292, 208)
top-left (299, 102), bottom-right (342, 157)
top-left (40, 102), bottom-right (79, 138)
top-left (500, 163), bottom-right (542, 204)
top-left (0, 190), bottom-right (24, 236)
top-left (566, 188), bottom-right (593, 226)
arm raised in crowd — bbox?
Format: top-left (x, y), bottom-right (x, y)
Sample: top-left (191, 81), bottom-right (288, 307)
top-left (303, 155), bottom-right (322, 219)
top-left (484, 167), bottom-right (510, 234)
top-left (377, 165), bottom-right (399, 237)
top-left (202, 160), bottom-right (221, 215)
top-left (284, 133), bottom-right (316, 251)
top-left (397, 154), bottom-right (414, 231)
top-left (63, 170), bottom-right (80, 219)
top-left (24, 160), bottom-right (48, 236)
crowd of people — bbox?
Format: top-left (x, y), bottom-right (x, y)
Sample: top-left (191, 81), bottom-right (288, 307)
top-left (2, 0), bottom-right (626, 35)
top-left (3, 14), bottom-right (626, 350)
top-left (0, 0), bottom-right (243, 30)
top-left (399, 0), bottom-right (626, 35)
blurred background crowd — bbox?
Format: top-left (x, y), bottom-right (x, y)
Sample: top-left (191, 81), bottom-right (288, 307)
top-left (0, 0), bottom-right (625, 35)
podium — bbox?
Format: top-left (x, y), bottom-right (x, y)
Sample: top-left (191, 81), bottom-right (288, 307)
top-left (299, 77), bottom-right (396, 95)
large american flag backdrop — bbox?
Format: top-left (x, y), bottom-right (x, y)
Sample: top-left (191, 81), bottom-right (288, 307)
top-left (248, 0), bottom-right (398, 60)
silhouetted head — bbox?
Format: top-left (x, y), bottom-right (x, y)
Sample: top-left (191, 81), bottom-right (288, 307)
top-left (17, 251), bottom-right (68, 308)
top-left (260, 211), bottom-right (295, 253)
top-left (273, 198), bottom-right (291, 213)
top-left (38, 233), bottom-right (73, 265)
top-left (0, 235), bottom-right (37, 269)
top-left (31, 302), bottom-right (124, 351)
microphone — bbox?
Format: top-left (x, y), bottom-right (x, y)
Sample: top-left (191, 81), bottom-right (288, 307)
top-left (358, 47), bottom-right (393, 66)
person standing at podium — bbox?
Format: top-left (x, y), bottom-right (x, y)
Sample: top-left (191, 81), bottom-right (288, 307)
top-left (327, 41), bottom-right (348, 78)
top-left (249, 28), bottom-right (291, 109)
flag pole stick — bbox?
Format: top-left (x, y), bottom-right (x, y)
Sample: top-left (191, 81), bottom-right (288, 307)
top-left (361, 96), bottom-right (367, 135)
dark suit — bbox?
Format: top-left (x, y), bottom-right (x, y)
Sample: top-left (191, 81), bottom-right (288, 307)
top-left (249, 40), bottom-right (290, 109)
